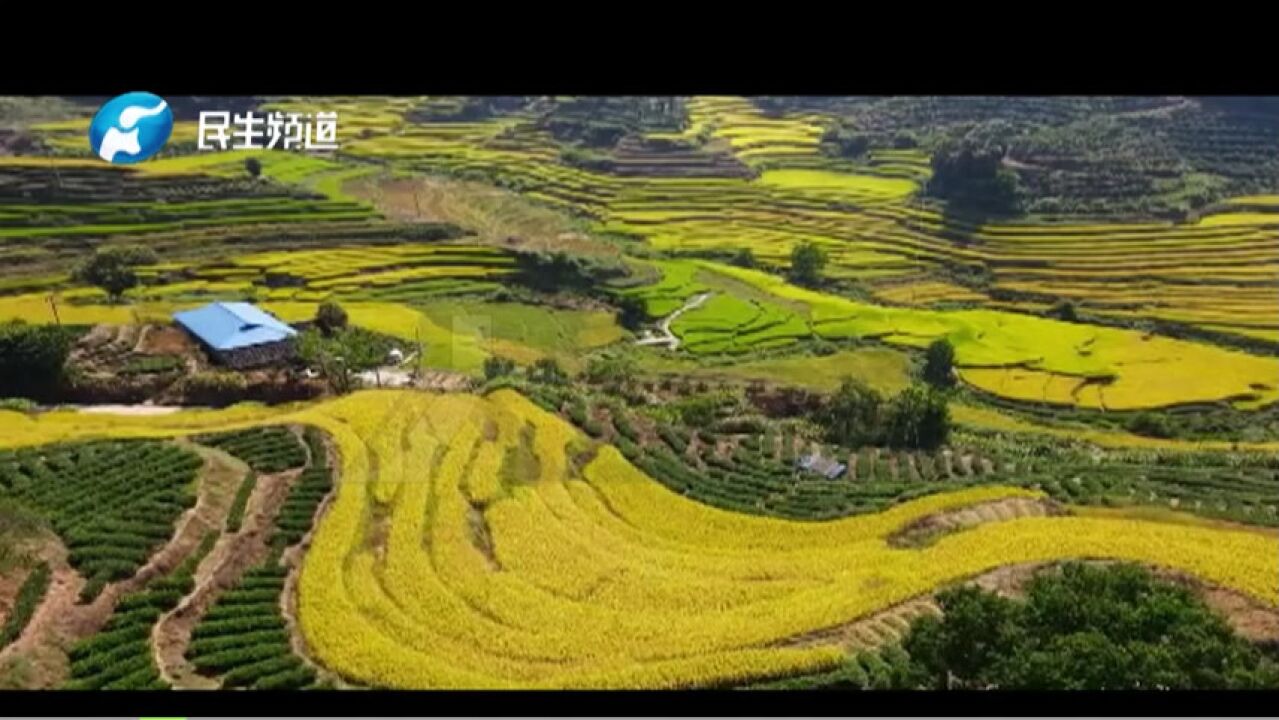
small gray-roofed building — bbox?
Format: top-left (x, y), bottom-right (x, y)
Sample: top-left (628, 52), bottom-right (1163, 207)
top-left (797, 453), bottom-right (847, 480)
top-left (173, 301), bottom-right (298, 370)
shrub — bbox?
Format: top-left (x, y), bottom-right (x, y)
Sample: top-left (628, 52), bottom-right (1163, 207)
top-left (1127, 412), bottom-right (1174, 439)
top-left (527, 357), bottom-right (567, 385)
top-left (731, 248), bottom-right (758, 269)
top-left (483, 355), bottom-right (517, 381)
top-left (180, 371), bottom-right (248, 407)
top-left (0, 397), bottom-right (37, 412)
top-left (1049, 300), bottom-right (1079, 323)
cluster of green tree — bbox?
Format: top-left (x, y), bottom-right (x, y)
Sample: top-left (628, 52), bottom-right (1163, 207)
top-left (819, 122), bottom-right (921, 158)
top-left (899, 563), bottom-right (1279, 689)
top-left (539, 97), bottom-right (686, 149)
top-left (814, 377), bottom-right (952, 451)
top-left (927, 122), bottom-right (1023, 215)
top-left (483, 356), bottom-right (570, 387)
top-left (513, 250), bottom-right (629, 293)
top-left (558, 145), bottom-right (615, 172)
top-left (810, 340), bottom-right (955, 451)
top-left (71, 245), bottom-right (157, 302)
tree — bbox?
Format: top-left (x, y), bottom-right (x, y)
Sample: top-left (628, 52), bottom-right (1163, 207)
top-left (297, 328), bottom-right (383, 394)
top-left (315, 301), bottom-right (348, 336)
top-left (789, 242), bottom-right (827, 288)
top-left (922, 338), bottom-right (956, 388)
top-left (483, 355), bottom-right (516, 381)
top-left (528, 357), bottom-right (568, 385)
top-left (730, 247), bottom-right (758, 269)
top-left (245, 156), bottom-right (262, 179)
top-left (72, 245), bottom-right (157, 302)
top-left (883, 384), bottom-right (951, 450)
top-left (0, 321), bottom-right (73, 400)
top-left (813, 377), bottom-right (883, 448)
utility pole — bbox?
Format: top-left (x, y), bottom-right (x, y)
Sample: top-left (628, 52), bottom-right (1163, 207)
top-left (47, 293), bottom-right (61, 326)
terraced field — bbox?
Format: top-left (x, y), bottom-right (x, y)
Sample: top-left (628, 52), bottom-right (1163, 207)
top-left (230, 96), bottom-right (1272, 353)
top-left (0, 389), bottom-right (1273, 690)
top-left (622, 260), bottom-right (1278, 410)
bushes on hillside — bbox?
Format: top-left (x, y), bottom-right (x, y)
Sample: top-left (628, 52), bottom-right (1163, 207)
top-left (0, 321), bottom-right (73, 401)
top-left (178, 371), bottom-right (249, 407)
top-left (927, 122), bottom-right (1024, 215)
top-left (900, 563), bottom-right (1279, 689)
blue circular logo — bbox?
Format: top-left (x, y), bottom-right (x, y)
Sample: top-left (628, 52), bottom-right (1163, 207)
top-left (88, 92), bottom-right (174, 164)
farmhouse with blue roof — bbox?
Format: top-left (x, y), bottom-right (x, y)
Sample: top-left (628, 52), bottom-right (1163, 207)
top-left (173, 301), bottom-right (298, 369)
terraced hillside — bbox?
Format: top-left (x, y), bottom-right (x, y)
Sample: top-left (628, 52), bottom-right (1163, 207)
top-left (1, 96), bottom-right (1276, 692)
top-left (0, 389), bottom-right (1273, 690)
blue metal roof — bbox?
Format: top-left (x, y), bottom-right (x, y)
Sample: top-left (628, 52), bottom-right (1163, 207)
top-left (173, 302), bottom-right (296, 351)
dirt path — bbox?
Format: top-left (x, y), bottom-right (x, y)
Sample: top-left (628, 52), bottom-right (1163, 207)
top-left (151, 462), bottom-right (302, 689)
top-left (635, 292), bottom-right (712, 350)
top-left (0, 443), bottom-right (243, 689)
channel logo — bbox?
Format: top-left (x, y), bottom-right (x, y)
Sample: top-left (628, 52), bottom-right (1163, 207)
top-left (88, 91), bottom-right (174, 164)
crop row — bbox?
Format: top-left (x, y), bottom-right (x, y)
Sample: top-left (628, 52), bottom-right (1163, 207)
top-left (194, 427), bottom-right (307, 473)
top-left (0, 440), bottom-right (201, 599)
top-left (186, 563), bottom-right (315, 690)
top-left (64, 532), bottom-right (216, 690)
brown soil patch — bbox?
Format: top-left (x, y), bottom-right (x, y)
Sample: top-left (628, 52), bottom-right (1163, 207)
top-left (0, 442), bottom-right (243, 689)
top-left (358, 175), bottom-right (618, 259)
top-left (1154, 569), bottom-right (1279, 645)
top-left (466, 504), bottom-right (501, 572)
top-left (887, 497), bottom-right (1066, 548)
top-left (138, 325), bottom-right (198, 357)
top-left (776, 597), bottom-right (941, 651)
